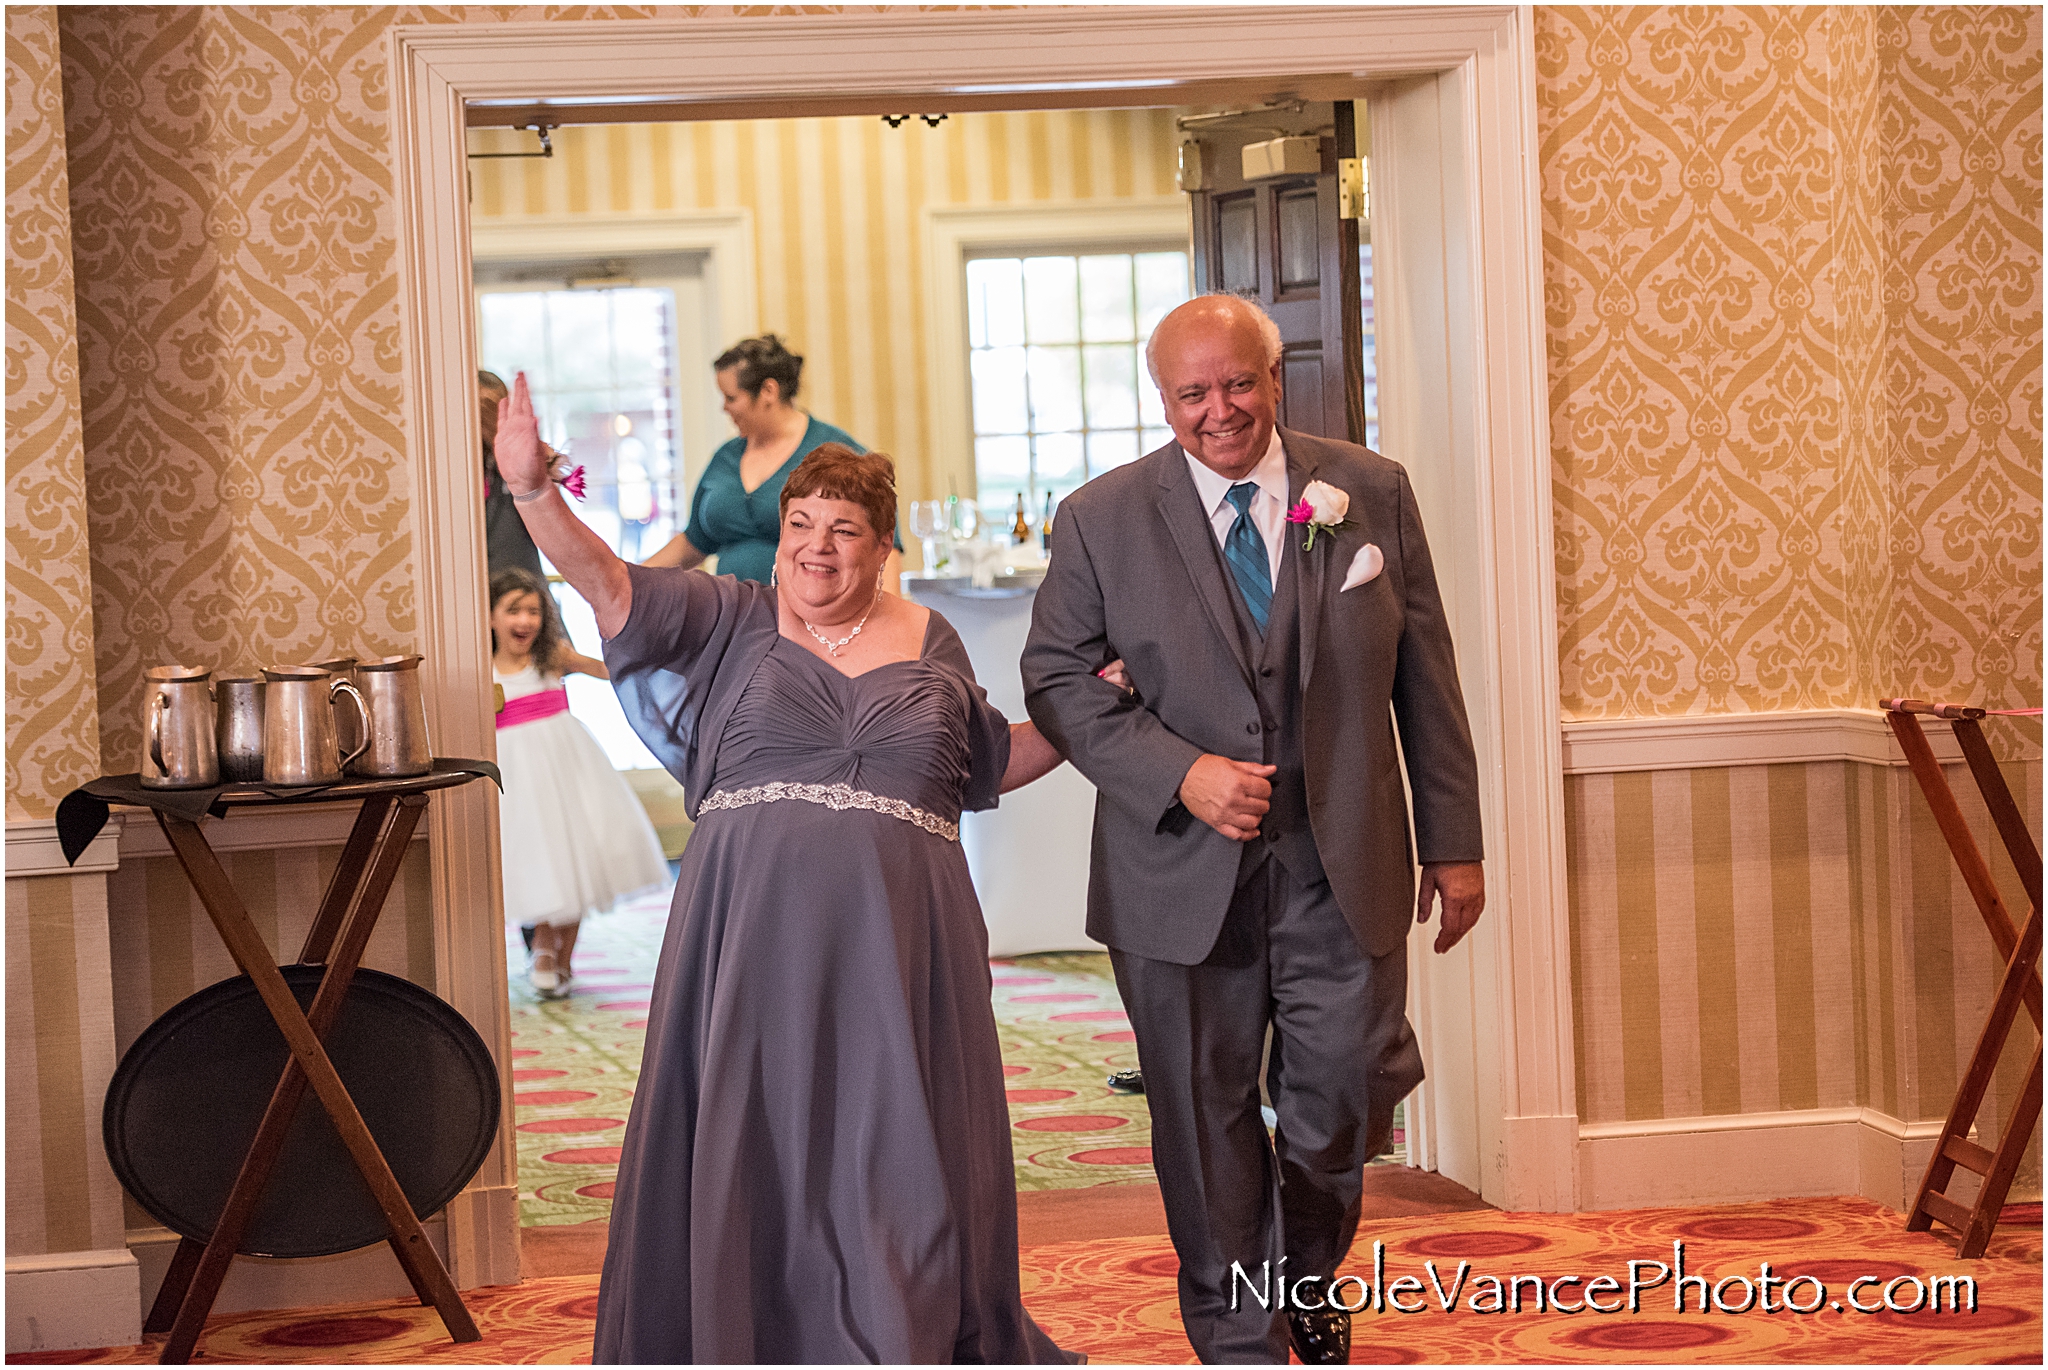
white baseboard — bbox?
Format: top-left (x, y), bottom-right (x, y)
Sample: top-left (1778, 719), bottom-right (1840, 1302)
top-left (128, 1215), bottom-right (450, 1320)
top-left (1577, 1107), bottom-right (1944, 1211)
top-left (1496, 1113), bottom-right (1581, 1212)
top-left (443, 1183), bottom-right (524, 1289)
top-left (6, 1248), bottom-right (141, 1354)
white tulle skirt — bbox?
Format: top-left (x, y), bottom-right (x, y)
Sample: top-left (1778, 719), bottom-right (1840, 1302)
top-left (496, 709), bottom-right (669, 928)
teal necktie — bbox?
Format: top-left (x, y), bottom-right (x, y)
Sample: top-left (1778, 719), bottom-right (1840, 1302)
top-left (1223, 482), bottom-right (1271, 634)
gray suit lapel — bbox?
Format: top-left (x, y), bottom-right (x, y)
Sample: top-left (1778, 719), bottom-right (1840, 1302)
top-left (1156, 451), bottom-right (1256, 690)
top-left (1284, 434), bottom-right (1329, 691)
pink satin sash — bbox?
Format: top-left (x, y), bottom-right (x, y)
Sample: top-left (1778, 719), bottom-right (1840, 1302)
top-left (497, 687), bottom-right (569, 729)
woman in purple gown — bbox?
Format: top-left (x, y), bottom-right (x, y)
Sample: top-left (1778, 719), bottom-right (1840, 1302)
top-left (496, 375), bottom-right (1083, 1364)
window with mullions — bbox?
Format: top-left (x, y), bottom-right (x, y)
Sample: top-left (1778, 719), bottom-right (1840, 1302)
top-left (967, 250), bottom-right (1190, 524)
top-left (477, 284), bottom-right (683, 564)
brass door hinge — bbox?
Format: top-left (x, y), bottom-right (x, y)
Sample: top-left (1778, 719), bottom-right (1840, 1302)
top-left (1338, 157), bottom-right (1368, 221)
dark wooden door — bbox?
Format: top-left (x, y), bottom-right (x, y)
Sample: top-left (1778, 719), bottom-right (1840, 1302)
top-left (1186, 102), bottom-right (1365, 446)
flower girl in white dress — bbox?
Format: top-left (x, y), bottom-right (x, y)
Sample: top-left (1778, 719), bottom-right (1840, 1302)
top-left (490, 567), bottom-right (669, 996)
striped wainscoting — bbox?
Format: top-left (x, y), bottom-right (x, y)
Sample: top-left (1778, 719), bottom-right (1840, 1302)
top-left (5, 814), bottom-right (445, 1352)
top-left (4, 861), bottom-right (140, 1355)
top-left (4, 869), bottom-right (128, 1260)
top-left (102, 828), bottom-right (439, 1257)
top-left (1567, 755), bottom-right (2042, 1209)
top-left (102, 841), bottom-right (437, 1060)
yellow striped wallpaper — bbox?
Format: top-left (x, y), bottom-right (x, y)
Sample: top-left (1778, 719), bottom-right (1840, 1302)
top-left (0, 839), bottom-right (442, 1258)
top-left (1568, 757), bottom-right (2041, 1158)
top-left (104, 843), bottom-right (438, 1057)
top-left (4, 870), bottom-right (129, 1257)
top-left (101, 840), bottom-right (439, 1237)
top-left (467, 110), bottom-right (1182, 504)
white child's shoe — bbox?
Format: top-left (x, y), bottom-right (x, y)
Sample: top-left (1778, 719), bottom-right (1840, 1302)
top-left (530, 950), bottom-right (560, 997)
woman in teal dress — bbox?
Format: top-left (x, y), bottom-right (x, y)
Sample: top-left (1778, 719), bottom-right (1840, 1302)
top-left (643, 335), bottom-right (899, 580)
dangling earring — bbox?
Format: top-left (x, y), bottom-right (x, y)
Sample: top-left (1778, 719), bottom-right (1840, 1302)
top-left (771, 563), bottom-right (779, 588)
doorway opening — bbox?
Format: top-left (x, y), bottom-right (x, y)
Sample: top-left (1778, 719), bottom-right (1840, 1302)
top-left (390, 9), bottom-right (1567, 1292)
top-left (466, 97), bottom-right (1389, 1236)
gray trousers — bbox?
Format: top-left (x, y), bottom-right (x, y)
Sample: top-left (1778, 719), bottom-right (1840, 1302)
top-left (1111, 854), bottom-right (1424, 1363)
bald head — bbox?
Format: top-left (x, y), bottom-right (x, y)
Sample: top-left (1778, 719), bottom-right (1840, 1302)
top-left (1146, 295), bottom-right (1284, 480)
top-left (1145, 295), bottom-right (1282, 385)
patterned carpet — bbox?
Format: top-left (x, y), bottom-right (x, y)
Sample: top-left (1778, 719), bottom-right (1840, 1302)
top-left (504, 892), bottom-right (667, 1227)
top-left (509, 894), bottom-right (1399, 1222)
top-left (25, 1197), bottom-right (2038, 1364)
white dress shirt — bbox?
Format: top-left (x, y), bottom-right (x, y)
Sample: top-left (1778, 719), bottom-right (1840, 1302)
top-left (1183, 429), bottom-right (1288, 590)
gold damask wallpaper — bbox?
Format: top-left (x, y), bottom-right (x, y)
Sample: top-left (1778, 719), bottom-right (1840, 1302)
top-left (6, 6), bottom-right (101, 819)
top-left (1879, 7), bottom-right (2043, 716)
top-left (1540, 6), bottom-right (2042, 720)
top-left (59, 6), bottom-right (439, 779)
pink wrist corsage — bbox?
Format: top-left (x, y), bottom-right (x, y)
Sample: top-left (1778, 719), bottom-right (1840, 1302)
top-left (554, 459), bottom-right (587, 501)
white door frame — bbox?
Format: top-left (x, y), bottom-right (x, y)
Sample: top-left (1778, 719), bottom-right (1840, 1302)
top-left (388, 7), bottom-right (1573, 1283)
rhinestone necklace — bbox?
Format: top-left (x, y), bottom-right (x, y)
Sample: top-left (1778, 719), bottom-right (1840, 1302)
top-left (799, 587), bottom-right (881, 657)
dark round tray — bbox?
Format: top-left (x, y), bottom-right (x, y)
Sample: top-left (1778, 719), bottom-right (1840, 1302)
top-left (103, 966), bottom-right (500, 1259)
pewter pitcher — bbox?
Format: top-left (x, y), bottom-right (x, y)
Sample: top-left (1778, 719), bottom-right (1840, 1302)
top-left (214, 678), bottom-right (266, 783)
top-left (350, 655), bottom-right (432, 777)
top-left (262, 666), bottom-right (369, 785)
top-left (141, 666), bottom-right (220, 789)
top-left (312, 657), bottom-right (362, 758)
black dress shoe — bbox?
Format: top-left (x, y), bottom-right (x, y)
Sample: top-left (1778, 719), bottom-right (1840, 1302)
top-left (1105, 1069), bottom-right (1145, 1094)
top-left (1287, 1307), bottom-right (1350, 1364)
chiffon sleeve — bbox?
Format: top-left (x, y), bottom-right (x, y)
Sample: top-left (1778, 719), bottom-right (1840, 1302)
top-left (922, 610), bottom-right (1010, 813)
top-left (601, 563), bottom-right (775, 793)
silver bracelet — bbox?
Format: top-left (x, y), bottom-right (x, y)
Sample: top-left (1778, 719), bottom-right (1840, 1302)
top-left (511, 484), bottom-right (552, 503)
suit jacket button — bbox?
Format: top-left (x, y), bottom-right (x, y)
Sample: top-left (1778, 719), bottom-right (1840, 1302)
top-left (1260, 667), bottom-right (1274, 677)
top-left (1246, 721), bottom-right (1260, 734)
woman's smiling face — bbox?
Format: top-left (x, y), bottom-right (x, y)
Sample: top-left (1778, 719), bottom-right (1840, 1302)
top-left (776, 495), bottom-right (885, 613)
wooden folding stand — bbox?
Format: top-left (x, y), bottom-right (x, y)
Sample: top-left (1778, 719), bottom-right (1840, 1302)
top-left (139, 772), bottom-right (488, 1364)
top-left (1883, 698), bottom-right (2043, 1259)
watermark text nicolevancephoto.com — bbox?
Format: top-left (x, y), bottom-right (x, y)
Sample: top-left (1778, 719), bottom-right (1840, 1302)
top-left (1229, 1242), bottom-right (1979, 1317)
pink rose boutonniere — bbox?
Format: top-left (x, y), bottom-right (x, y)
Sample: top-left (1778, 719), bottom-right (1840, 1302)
top-left (1286, 479), bottom-right (1352, 552)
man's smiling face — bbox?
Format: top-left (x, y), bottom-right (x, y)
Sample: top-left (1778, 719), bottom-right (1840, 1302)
top-left (1151, 301), bottom-right (1282, 481)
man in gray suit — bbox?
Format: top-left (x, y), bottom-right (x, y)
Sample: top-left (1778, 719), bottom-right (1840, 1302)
top-left (1022, 295), bottom-right (1485, 1363)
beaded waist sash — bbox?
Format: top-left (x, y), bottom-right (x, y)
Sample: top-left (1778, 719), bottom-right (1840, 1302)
top-left (697, 781), bottom-right (959, 842)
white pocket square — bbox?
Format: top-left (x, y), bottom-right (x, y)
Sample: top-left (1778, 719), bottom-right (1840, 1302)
top-left (1340, 543), bottom-right (1384, 591)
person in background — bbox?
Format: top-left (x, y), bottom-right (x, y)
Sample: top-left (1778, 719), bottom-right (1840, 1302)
top-left (489, 566), bottom-right (669, 998)
top-left (480, 370), bottom-right (546, 582)
top-left (641, 334), bottom-right (902, 580)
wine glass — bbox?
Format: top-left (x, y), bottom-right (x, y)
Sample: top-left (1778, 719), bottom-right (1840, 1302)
top-left (949, 499), bottom-right (983, 545)
top-left (908, 500), bottom-right (948, 574)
